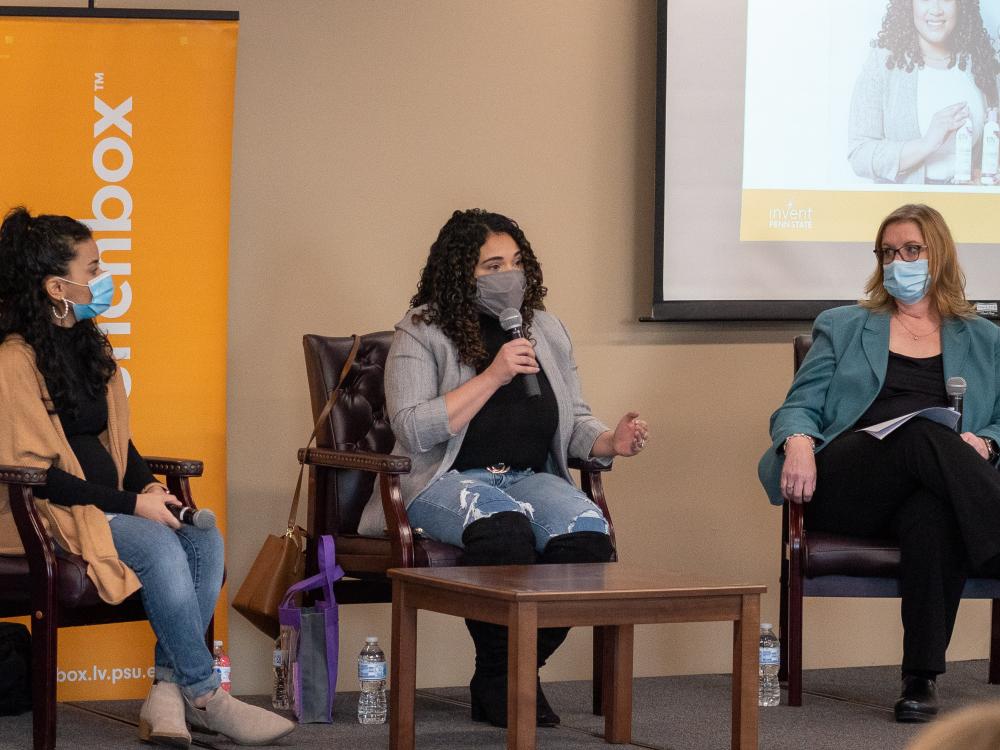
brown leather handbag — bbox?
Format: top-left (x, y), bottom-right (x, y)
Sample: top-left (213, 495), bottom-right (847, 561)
top-left (232, 335), bottom-right (360, 639)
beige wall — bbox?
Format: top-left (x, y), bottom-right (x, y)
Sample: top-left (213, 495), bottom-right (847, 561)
top-left (10, 0), bottom-right (992, 694)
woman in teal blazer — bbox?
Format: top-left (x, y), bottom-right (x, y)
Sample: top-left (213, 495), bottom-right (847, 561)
top-left (759, 204), bottom-right (1000, 723)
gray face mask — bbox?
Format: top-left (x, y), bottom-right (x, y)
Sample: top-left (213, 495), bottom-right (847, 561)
top-left (475, 269), bottom-right (526, 318)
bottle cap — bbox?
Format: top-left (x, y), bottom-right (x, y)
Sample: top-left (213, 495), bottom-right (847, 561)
top-left (760, 623), bottom-right (772, 630)
top-left (214, 640), bottom-right (223, 648)
top-left (365, 636), bottom-right (378, 643)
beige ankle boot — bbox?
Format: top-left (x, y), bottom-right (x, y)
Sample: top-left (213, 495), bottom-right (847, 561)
top-left (185, 689), bottom-right (295, 746)
top-left (138, 681), bottom-right (191, 748)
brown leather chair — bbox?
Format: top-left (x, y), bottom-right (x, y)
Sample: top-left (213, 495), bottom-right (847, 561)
top-left (299, 332), bottom-right (617, 713)
top-left (778, 334), bottom-right (1000, 706)
top-left (0, 457), bottom-right (211, 750)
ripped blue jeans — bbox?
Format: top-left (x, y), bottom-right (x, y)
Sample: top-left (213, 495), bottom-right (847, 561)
top-left (405, 468), bottom-right (609, 552)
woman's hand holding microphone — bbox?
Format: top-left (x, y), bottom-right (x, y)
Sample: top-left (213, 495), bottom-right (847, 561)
top-left (484, 337), bottom-right (540, 387)
top-left (134, 484), bottom-right (183, 529)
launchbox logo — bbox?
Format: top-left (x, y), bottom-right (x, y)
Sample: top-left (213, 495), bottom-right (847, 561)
top-left (85, 73), bottom-right (135, 394)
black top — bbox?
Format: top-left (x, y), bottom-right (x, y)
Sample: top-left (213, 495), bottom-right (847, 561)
top-left (450, 315), bottom-right (559, 473)
top-left (34, 333), bottom-right (155, 514)
top-left (853, 351), bottom-right (948, 430)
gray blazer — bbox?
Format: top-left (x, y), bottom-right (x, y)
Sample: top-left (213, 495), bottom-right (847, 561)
top-left (848, 48), bottom-right (998, 184)
top-left (357, 306), bottom-right (610, 537)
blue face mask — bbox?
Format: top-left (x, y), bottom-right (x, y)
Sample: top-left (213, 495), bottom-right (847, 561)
top-left (58, 272), bottom-right (114, 321)
top-left (882, 259), bottom-right (929, 305)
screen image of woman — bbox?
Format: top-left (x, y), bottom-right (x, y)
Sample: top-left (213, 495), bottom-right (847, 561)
top-left (355, 208), bottom-right (649, 729)
top-left (758, 204), bottom-right (1000, 723)
top-left (848, 0), bottom-right (1000, 184)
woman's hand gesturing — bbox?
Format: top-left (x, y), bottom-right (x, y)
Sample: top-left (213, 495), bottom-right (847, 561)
top-left (780, 436), bottom-right (816, 504)
top-left (611, 412), bottom-right (649, 457)
top-left (484, 337), bottom-right (539, 387)
top-left (590, 412), bottom-right (649, 458)
top-left (134, 492), bottom-right (183, 529)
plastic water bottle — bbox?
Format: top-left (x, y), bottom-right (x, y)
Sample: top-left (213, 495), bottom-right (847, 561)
top-left (357, 636), bottom-right (387, 724)
top-left (212, 640), bottom-right (232, 693)
top-left (271, 626), bottom-right (291, 710)
top-left (758, 624), bottom-right (780, 707)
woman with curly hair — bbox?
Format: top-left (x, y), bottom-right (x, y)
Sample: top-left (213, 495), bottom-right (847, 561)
top-left (357, 208), bottom-right (649, 728)
top-left (849, 0), bottom-right (1000, 183)
top-left (0, 207), bottom-right (294, 747)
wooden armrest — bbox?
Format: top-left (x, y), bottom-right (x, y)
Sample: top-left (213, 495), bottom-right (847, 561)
top-left (145, 457), bottom-right (204, 478)
top-left (569, 457), bottom-right (613, 474)
top-left (298, 447), bottom-right (411, 474)
top-left (787, 499), bottom-right (805, 561)
top-left (0, 465), bottom-right (48, 485)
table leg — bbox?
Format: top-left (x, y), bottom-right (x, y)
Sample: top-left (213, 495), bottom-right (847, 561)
top-left (390, 580), bottom-right (417, 750)
top-left (507, 602), bottom-right (537, 750)
top-left (603, 624), bottom-right (633, 744)
top-left (732, 593), bottom-right (760, 750)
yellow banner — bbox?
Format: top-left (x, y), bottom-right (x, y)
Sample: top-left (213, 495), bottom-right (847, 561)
top-left (741, 189), bottom-right (1000, 244)
top-left (0, 15), bottom-right (237, 700)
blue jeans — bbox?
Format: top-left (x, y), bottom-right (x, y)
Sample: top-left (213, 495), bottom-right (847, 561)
top-left (406, 468), bottom-right (609, 552)
top-left (109, 514), bottom-right (224, 700)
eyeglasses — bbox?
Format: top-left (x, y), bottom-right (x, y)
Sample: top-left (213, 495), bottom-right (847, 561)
top-left (873, 243), bottom-right (927, 265)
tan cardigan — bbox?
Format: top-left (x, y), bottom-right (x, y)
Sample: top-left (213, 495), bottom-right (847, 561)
top-left (0, 335), bottom-right (141, 604)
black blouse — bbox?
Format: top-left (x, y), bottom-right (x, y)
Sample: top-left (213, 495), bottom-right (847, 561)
top-left (853, 351), bottom-right (948, 430)
top-left (34, 336), bottom-right (155, 514)
top-left (450, 315), bottom-right (559, 473)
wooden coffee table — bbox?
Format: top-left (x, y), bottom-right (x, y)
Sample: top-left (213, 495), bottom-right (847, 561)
top-left (388, 563), bottom-right (764, 750)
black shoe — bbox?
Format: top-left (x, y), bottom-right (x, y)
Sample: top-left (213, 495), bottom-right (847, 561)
top-left (893, 676), bottom-right (938, 723)
top-left (469, 671), bottom-right (560, 728)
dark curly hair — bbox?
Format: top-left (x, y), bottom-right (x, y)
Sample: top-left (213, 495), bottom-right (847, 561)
top-left (411, 209), bottom-right (547, 368)
top-left (875, 0), bottom-right (1000, 107)
top-left (0, 207), bottom-right (116, 416)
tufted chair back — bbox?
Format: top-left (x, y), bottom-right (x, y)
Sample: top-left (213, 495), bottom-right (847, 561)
top-left (303, 332), bottom-right (394, 536)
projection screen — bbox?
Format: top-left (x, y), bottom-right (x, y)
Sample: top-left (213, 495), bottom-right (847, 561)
top-left (651, 0), bottom-right (1000, 321)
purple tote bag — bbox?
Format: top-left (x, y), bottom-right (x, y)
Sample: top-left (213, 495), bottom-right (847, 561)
top-left (278, 535), bottom-right (344, 723)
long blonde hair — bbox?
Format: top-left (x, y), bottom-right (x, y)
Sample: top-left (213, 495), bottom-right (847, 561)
top-left (860, 204), bottom-right (976, 318)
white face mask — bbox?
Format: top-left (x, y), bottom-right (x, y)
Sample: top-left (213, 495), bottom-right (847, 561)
top-left (475, 270), bottom-right (526, 317)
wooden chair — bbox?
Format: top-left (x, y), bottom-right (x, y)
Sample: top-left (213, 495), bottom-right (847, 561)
top-left (778, 334), bottom-right (1000, 706)
top-left (299, 332), bottom-right (618, 713)
top-left (0, 457), bottom-right (210, 750)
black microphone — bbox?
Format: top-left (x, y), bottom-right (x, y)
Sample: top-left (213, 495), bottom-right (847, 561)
top-left (498, 307), bottom-right (541, 399)
top-left (168, 504), bottom-right (217, 529)
top-left (946, 376), bottom-right (967, 433)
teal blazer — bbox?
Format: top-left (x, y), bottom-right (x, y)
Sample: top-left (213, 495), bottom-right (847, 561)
top-left (758, 305), bottom-right (1000, 505)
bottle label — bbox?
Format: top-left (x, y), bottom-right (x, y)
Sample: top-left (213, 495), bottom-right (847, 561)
top-left (759, 647), bottom-right (780, 665)
top-left (359, 661), bottom-right (386, 681)
top-left (214, 665), bottom-right (232, 683)
top-left (273, 649), bottom-right (284, 668)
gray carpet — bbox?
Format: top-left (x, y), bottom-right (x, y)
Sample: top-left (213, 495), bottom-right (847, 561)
top-left (3, 660), bottom-right (999, 749)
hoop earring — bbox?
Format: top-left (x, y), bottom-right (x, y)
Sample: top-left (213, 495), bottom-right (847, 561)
top-left (51, 298), bottom-right (70, 321)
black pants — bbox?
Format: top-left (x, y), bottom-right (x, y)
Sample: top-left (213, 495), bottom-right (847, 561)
top-left (806, 419), bottom-right (1000, 675)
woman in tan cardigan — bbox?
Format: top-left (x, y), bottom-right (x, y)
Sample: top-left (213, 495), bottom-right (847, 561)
top-left (0, 207), bottom-right (292, 748)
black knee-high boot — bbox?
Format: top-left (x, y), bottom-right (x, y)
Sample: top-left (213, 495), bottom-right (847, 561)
top-left (461, 513), bottom-right (549, 727)
top-left (533, 532), bottom-right (616, 722)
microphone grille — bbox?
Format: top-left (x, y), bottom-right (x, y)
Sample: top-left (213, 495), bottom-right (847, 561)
top-left (946, 376), bottom-right (967, 396)
top-left (498, 307), bottom-right (522, 332)
top-left (193, 508), bottom-right (217, 529)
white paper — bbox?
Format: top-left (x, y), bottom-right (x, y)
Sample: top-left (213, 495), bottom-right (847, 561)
top-left (856, 407), bottom-right (961, 440)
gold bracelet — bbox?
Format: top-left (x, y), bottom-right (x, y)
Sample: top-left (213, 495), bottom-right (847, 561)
top-left (783, 433), bottom-right (816, 452)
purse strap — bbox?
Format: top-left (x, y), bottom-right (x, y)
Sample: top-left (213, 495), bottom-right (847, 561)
top-left (286, 335), bottom-right (362, 532)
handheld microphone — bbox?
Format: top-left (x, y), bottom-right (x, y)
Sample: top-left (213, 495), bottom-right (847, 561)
top-left (498, 307), bottom-right (541, 399)
top-left (946, 376), bottom-right (967, 433)
top-left (168, 504), bottom-right (217, 529)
